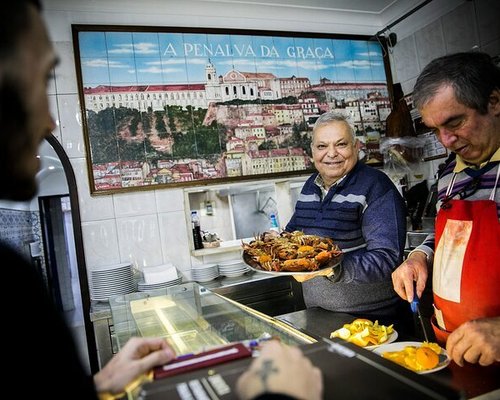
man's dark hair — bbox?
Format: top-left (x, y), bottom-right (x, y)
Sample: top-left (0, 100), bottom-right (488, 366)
top-left (413, 52), bottom-right (500, 114)
top-left (0, 1), bottom-right (42, 59)
top-left (0, 0), bottom-right (43, 200)
top-left (1, 0), bottom-right (42, 129)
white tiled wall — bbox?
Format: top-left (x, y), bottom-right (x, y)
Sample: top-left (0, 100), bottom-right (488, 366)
top-left (157, 211), bottom-right (191, 273)
top-left (390, 0), bottom-right (500, 95)
top-left (48, 95), bottom-right (62, 142)
top-left (116, 214), bottom-right (164, 268)
top-left (388, 0), bottom-right (500, 188)
top-left (413, 19), bottom-right (445, 72)
top-left (42, 0), bottom-right (500, 276)
top-left (57, 94), bottom-right (85, 159)
top-left (81, 218), bottom-right (120, 268)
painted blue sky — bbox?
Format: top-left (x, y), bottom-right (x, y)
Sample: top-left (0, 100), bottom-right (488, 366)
top-left (78, 30), bottom-right (387, 87)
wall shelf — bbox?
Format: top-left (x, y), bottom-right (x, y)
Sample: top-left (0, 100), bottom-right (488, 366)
top-left (190, 238), bottom-right (249, 257)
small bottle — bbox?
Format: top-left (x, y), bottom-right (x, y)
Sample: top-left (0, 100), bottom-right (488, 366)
top-left (191, 211), bottom-right (203, 250)
top-left (269, 213), bottom-right (280, 232)
top-left (205, 200), bottom-right (213, 216)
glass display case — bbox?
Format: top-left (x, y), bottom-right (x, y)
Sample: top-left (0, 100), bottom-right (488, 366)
top-left (109, 282), bottom-right (314, 356)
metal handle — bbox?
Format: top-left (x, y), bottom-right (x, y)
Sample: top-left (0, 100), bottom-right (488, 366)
top-left (410, 281), bottom-right (430, 342)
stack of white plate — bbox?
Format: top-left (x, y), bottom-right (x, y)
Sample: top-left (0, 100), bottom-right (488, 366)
top-left (191, 263), bottom-right (219, 282)
top-left (218, 259), bottom-right (250, 278)
top-left (90, 263), bottom-right (136, 302)
top-left (137, 277), bottom-right (182, 291)
top-left (137, 264), bottom-right (182, 291)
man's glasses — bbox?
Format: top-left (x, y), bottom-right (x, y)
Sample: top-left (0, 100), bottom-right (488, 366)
top-left (440, 177), bottom-right (480, 209)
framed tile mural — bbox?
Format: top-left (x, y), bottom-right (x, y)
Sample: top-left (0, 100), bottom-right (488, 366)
top-left (72, 25), bottom-right (393, 194)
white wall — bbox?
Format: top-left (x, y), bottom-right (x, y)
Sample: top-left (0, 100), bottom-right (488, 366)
top-left (40, 0), bottom-right (498, 275)
top-left (389, 0), bottom-right (499, 95)
top-left (387, 0), bottom-right (500, 181)
top-left (42, 0), bottom-right (426, 38)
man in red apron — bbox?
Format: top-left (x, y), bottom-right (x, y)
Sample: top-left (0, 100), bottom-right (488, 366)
top-left (392, 52), bottom-right (500, 367)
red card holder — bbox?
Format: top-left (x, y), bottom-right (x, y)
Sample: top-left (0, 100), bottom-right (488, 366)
top-left (153, 343), bottom-right (252, 380)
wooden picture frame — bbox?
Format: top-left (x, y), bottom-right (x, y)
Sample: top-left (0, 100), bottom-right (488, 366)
top-left (72, 25), bottom-right (393, 194)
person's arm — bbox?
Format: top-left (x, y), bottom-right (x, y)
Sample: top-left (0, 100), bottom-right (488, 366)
top-left (284, 211), bottom-right (298, 233)
top-left (446, 317), bottom-right (500, 367)
top-left (413, 232), bottom-right (435, 257)
top-left (94, 337), bottom-right (175, 398)
top-left (284, 175), bottom-right (317, 233)
top-left (341, 189), bottom-right (406, 282)
top-left (236, 341), bottom-right (323, 400)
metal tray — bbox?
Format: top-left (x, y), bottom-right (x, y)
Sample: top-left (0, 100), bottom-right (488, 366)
top-left (242, 251), bottom-right (343, 278)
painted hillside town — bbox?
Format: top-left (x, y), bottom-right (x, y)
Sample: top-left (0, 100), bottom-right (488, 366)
top-left (75, 29), bottom-right (391, 192)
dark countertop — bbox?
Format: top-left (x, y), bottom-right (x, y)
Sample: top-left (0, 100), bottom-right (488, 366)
top-left (276, 306), bottom-right (421, 343)
top-left (276, 307), bottom-right (500, 400)
top-left (277, 307), bottom-right (363, 339)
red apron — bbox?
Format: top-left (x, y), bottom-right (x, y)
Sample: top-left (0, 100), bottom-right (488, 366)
top-left (431, 167), bottom-right (500, 344)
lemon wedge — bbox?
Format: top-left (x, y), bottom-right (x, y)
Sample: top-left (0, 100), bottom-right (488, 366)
top-left (330, 327), bottom-right (351, 340)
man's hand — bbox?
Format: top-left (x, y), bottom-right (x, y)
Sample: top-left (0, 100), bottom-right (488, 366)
top-left (94, 337), bottom-right (175, 396)
top-left (236, 341), bottom-right (323, 400)
top-left (446, 317), bottom-right (500, 366)
top-left (391, 251), bottom-right (428, 302)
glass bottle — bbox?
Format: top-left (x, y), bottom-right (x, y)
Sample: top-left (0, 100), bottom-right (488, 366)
top-left (269, 213), bottom-right (280, 232)
top-left (191, 211), bottom-right (203, 250)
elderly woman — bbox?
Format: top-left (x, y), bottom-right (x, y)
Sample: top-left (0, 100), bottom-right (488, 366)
top-left (286, 112), bottom-right (408, 323)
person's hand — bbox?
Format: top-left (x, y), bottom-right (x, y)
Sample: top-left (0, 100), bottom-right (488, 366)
top-left (391, 251), bottom-right (428, 302)
top-left (236, 341), bottom-right (323, 400)
top-left (446, 317), bottom-right (500, 366)
top-left (94, 337), bottom-right (175, 396)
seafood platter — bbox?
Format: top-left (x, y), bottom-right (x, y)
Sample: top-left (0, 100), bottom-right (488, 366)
top-left (242, 230), bottom-right (343, 276)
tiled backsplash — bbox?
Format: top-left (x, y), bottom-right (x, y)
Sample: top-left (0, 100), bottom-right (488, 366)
top-left (0, 208), bottom-right (41, 259)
